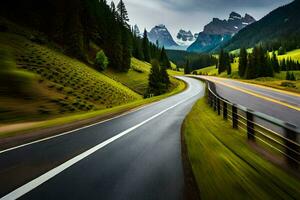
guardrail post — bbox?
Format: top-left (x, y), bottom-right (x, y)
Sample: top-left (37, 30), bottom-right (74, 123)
top-left (284, 124), bottom-right (299, 169)
top-left (232, 104), bottom-right (238, 129)
top-left (223, 101), bottom-right (227, 120)
top-left (246, 110), bottom-right (255, 142)
top-left (217, 99), bottom-right (221, 115)
top-left (213, 96), bottom-right (217, 112)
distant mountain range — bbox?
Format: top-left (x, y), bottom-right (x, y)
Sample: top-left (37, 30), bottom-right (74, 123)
top-left (145, 12), bottom-right (255, 52)
top-left (187, 12), bottom-right (256, 53)
top-left (224, 0), bottom-right (300, 51)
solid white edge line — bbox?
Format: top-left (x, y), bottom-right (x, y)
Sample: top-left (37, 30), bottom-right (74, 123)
top-left (0, 93), bottom-right (197, 200)
top-left (0, 86), bottom-right (184, 154)
top-left (0, 77), bottom-right (191, 154)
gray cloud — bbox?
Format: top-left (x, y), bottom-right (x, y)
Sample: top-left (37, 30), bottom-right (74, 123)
top-left (109, 0), bottom-right (293, 37)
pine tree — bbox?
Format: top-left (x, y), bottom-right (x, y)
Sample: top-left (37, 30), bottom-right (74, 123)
top-left (148, 59), bottom-right (169, 96)
top-left (160, 65), bottom-right (170, 86)
top-left (110, 1), bottom-right (117, 19)
top-left (142, 30), bottom-right (151, 62)
top-left (148, 60), bottom-right (161, 96)
top-left (218, 49), bottom-right (224, 74)
top-left (226, 53), bottom-right (232, 75)
top-left (286, 71), bottom-right (291, 80)
top-left (271, 51), bottom-right (280, 73)
top-left (159, 47), bottom-right (171, 68)
top-left (281, 58), bottom-right (287, 71)
top-left (117, 0), bottom-right (129, 27)
top-left (245, 48), bottom-right (257, 79)
top-left (184, 59), bottom-right (191, 74)
top-left (120, 27), bottom-right (132, 72)
top-left (239, 47), bottom-right (247, 77)
top-left (290, 72), bottom-right (296, 81)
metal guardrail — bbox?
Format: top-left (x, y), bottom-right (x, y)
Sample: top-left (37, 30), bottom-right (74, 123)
top-left (206, 81), bottom-right (300, 169)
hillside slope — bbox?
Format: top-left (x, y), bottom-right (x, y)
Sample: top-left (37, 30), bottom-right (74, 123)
top-left (104, 58), bottom-right (183, 95)
top-left (224, 0), bottom-right (300, 50)
top-left (0, 22), bottom-right (141, 123)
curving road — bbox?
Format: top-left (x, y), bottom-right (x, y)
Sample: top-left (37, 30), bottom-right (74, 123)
top-left (191, 75), bottom-right (300, 127)
top-left (0, 77), bottom-right (205, 200)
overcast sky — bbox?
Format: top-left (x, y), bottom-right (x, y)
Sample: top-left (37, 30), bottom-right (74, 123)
top-left (108, 0), bottom-right (293, 37)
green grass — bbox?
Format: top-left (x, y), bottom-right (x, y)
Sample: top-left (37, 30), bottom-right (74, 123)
top-left (183, 96), bottom-right (300, 199)
top-left (0, 31), bottom-right (143, 123)
top-left (104, 58), bottom-right (183, 95)
top-left (103, 58), bottom-right (151, 94)
top-left (195, 51), bottom-right (300, 93)
top-left (278, 49), bottom-right (300, 61)
top-left (0, 77), bottom-right (186, 138)
top-left (0, 19), bottom-right (186, 136)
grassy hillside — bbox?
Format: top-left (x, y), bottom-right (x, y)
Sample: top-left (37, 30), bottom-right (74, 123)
top-left (278, 49), bottom-right (300, 61)
top-left (0, 30), bottom-right (143, 123)
top-left (224, 0), bottom-right (300, 51)
top-left (183, 97), bottom-right (300, 199)
top-left (104, 58), bottom-right (183, 95)
top-left (195, 50), bottom-right (300, 93)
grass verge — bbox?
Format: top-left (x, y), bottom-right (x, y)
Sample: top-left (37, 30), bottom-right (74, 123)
top-left (182, 97), bottom-right (300, 199)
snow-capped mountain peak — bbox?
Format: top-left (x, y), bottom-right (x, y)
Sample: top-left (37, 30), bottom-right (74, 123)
top-left (175, 29), bottom-right (197, 47)
top-left (148, 24), bottom-right (178, 49)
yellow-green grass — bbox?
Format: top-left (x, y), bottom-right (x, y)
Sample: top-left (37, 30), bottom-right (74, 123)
top-left (183, 97), bottom-right (300, 199)
top-left (104, 58), bottom-right (183, 95)
top-left (0, 77), bottom-right (186, 138)
top-left (0, 31), bottom-right (142, 123)
top-left (0, 19), bottom-right (187, 137)
top-left (195, 57), bottom-right (300, 93)
top-left (230, 48), bottom-right (253, 56)
top-left (195, 61), bottom-right (239, 78)
top-left (278, 49), bottom-right (300, 61)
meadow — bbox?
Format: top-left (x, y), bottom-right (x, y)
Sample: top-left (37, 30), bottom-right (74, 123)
top-left (195, 50), bottom-right (300, 93)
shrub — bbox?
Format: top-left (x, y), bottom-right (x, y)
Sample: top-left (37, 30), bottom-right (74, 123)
top-left (95, 50), bottom-right (109, 71)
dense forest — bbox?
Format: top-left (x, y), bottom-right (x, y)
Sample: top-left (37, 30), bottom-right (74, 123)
top-left (166, 49), bottom-right (217, 71)
top-left (0, 0), bottom-right (169, 73)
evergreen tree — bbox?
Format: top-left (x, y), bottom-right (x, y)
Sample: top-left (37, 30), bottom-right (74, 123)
top-left (110, 1), bottom-right (117, 19)
top-left (271, 51), bottom-right (280, 73)
top-left (148, 60), bottom-right (161, 96)
top-left (218, 49), bottom-right (225, 74)
top-left (290, 72), bottom-right (296, 81)
top-left (117, 0), bottom-right (129, 27)
top-left (184, 59), bottom-right (191, 74)
top-left (278, 46), bottom-right (286, 55)
top-left (281, 58), bottom-right (287, 71)
top-left (142, 30), bottom-right (151, 62)
top-left (286, 71), bottom-right (291, 80)
top-left (120, 27), bottom-right (132, 72)
top-left (226, 53), bottom-right (232, 75)
top-left (159, 47), bottom-right (171, 68)
top-left (245, 47), bottom-right (258, 79)
top-left (160, 65), bottom-right (170, 86)
top-left (239, 47), bottom-right (247, 77)
top-left (147, 59), bottom-right (170, 96)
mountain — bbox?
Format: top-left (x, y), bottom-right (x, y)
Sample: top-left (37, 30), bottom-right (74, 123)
top-left (175, 29), bottom-right (197, 48)
top-left (133, 24), bottom-right (142, 37)
top-left (187, 12), bottom-right (255, 53)
top-left (224, 0), bottom-right (300, 51)
top-left (148, 24), bottom-right (178, 49)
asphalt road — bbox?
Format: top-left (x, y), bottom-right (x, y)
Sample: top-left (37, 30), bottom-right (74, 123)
top-left (0, 77), bottom-right (205, 200)
top-left (193, 76), bottom-right (300, 127)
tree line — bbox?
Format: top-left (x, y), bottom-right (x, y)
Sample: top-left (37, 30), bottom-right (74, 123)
top-left (238, 46), bottom-right (300, 79)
